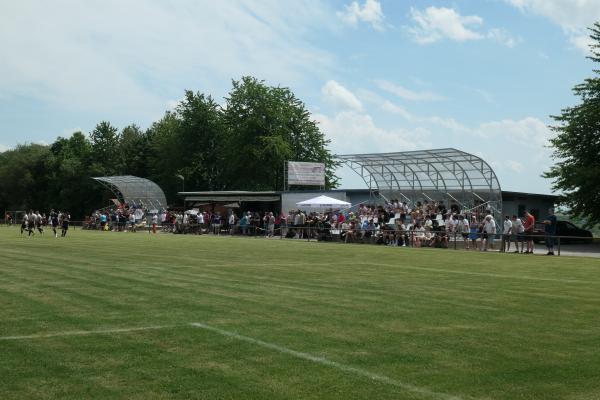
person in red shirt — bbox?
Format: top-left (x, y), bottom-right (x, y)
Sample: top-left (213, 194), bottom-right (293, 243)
top-left (522, 211), bottom-right (536, 254)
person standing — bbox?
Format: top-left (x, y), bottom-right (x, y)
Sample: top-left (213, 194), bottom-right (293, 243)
top-left (229, 212), bottom-right (236, 235)
top-left (469, 216), bottom-right (479, 250)
top-left (267, 212), bottom-right (275, 238)
top-left (129, 211), bottom-right (136, 233)
top-left (523, 211), bottom-right (536, 254)
top-left (151, 213), bottom-right (158, 234)
top-left (511, 215), bottom-right (524, 253)
top-left (543, 208), bottom-right (558, 255)
top-left (483, 215), bottom-right (497, 251)
top-left (502, 215), bottom-right (512, 253)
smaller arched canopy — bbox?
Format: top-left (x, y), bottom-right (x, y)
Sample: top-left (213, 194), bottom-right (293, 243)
top-left (93, 176), bottom-right (167, 210)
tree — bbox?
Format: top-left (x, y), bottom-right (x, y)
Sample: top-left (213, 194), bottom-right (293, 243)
top-left (545, 23), bottom-right (600, 226)
top-left (147, 111), bottom-right (183, 201)
top-left (223, 76), bottom-right (338, 191)
top-left (0, 144), bottom-right (53, 212)
top-left (47, 132), bottom-right (103, 217)
top-left (175, 91), bottom-right (225, 191)
top-left (118, 124), bottom-right (151, 177)
top-left (90, 121), bottom-right (120, 174)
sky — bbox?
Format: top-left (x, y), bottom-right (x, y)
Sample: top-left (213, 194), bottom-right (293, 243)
top-left (1, 0), bottom-right (599, 194)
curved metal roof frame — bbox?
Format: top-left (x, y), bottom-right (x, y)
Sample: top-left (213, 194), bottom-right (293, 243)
top-left (93, 175), bottom-right (167, 210)
top-left (337, 148), bottom-right (502, 213)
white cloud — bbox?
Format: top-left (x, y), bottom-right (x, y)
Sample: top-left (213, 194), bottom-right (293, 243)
top-left (0, 144), bottom-right (10, 152)
top-left (314, 110), bottom-right (430, 154)
top-left (505, 0), bottom-right (600, 54)
top-left (380, 101), bottom-right (412, 120)
top-left (321, 80), bottom-right (363, 111)
top-left (338, 0), bottom-right (385, 31)
top-left (408, 7), bottom-right (520, 48)
top-left (408, 6), bottom-right (484, 44)
top-left (569, 34), bottom-right (594, 54)
top-left (487, 28), bottom-right (521, 48)
top-left (476, 117), bottom-right (552, 149)
top-left (506, 159), bottom-right (524, 172)
top-left (0, 1), bottom-right (334, 120)
top-left (374, 79), bottom-right (445, 101)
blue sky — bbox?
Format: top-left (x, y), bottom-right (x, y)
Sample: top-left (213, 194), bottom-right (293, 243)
top-left (1, 0), bottom-right (599, 194)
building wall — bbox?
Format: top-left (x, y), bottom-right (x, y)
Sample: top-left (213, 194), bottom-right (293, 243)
top-left (501, 196), bottom-right (556, 220)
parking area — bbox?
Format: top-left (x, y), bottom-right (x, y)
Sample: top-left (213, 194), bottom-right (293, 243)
top-left (532, 242), bottom-right (600, 258)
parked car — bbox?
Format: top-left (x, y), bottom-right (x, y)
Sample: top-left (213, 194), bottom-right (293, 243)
top-left (533, 220), bottom-right (594, 244)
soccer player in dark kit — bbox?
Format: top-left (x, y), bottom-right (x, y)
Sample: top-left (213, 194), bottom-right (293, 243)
top-left (26, 211), bottom-right (35, 237)
top-left (50, 209), bottom-right (59, 238)
top-left (61, 211), bottom-right (70, 237)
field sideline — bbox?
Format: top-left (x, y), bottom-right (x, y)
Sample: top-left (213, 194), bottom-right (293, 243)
top-left (1, 229), bottom-right (600, 399)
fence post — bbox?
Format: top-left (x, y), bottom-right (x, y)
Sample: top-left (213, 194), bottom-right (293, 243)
top-left (557, 236), bottom-right (561, 256)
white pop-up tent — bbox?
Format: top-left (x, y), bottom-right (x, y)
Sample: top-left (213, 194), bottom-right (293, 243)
top-left (296, 195), bottom-right (351, 209)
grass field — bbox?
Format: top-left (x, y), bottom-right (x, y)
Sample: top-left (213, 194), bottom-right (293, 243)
top-left (1, 228), bottom-right (600, 400)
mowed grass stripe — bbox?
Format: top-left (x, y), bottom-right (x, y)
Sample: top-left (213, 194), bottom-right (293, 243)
top-left (4, 238), bottom-right (600, 340)
top-left (3, 235), bottom-right (600, 341)
top-left (2, 246), bottom-right (575, 337)
top-left (1, 229), bottom-right (600, 399)
top-left (8, 230), bottom-right (599, 280)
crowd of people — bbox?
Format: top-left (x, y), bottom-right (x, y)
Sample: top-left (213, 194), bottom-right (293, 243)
top-left (10, 210), bottom-right (71, 238)
top-left (14, 198), bottom-right (558, 255)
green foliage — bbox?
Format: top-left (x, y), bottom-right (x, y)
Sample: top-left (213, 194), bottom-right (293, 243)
top-left (90, 121), bottom-right (120, 175)
top-left (545, 23), bottom-right (600, 227)
top-left (0, 77), bottom-right (338, 217)
top-left (173, 91), bottom-right (224, 191)
top-left (0, 144), bottom-right (52, 211)
top-left (223, 76), bottom-right (339, 190)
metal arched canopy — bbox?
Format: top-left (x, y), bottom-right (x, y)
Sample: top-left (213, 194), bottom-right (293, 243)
top-left (92, 175), bottom-right (167, 210)
top-left (336, 148), bottom-right (502, 212)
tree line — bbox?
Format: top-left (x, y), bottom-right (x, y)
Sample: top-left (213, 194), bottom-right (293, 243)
top-left (0, 77), bottom-right (339, 218)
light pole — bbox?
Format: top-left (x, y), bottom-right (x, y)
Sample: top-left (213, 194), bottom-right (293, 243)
top-left (175, 174), bottom-right (185, 208)
top-left (175, 174), bottom-right (185, 192)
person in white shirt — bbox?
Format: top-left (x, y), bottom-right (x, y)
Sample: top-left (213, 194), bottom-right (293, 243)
top-left (228, 213), bottom-right (236, 235)
top-left (483, 215), bottom-right (497, 251)
top-left (129, 212), bottom-right (136, 232)
top-left (197, 212), bottom-right (205, 235)
top-left (454, 214), bottom-right (469, 250)
top-left (451, 214), bottom-right (459, 232)
top-left (21, 213), bottom-right (29, 235)
top-left (502, 215), bottom-right (513, 252)
top-left (413, 223), bottom-right (425, 248)
top-left (511, 215), bottom-right (524, 253)
top-left (151, 213), bottom-right (158, 234)
top-left (424, 216), bottom-right (433, 231)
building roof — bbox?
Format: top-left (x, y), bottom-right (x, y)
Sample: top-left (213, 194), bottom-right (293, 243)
top-left (336, 148), bottom-right (501, 193)
top-left (180, 191), bottom-right (279, 203)
top-left (336, 148), bottom-right (503, 214)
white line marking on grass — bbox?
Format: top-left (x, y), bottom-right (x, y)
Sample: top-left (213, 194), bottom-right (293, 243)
top-left (189, 322), bottom-right (465, 400)
top-left (0, 325), bottom-right (177, 341)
